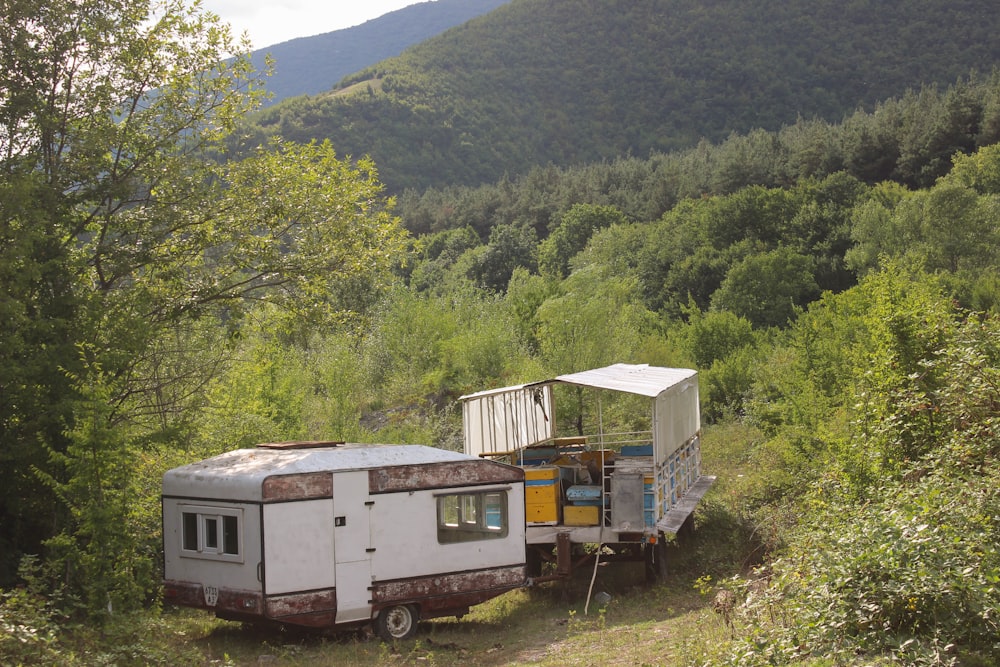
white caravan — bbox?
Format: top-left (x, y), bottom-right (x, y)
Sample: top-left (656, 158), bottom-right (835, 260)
top-left (161, 442), bottom-right (526, 639)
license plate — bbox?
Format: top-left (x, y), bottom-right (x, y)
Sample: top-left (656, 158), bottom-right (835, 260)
top-left (204, 585), bottom-right (219, 607)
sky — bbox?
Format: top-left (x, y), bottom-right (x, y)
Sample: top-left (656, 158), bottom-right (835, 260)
top-left (201, 0), bottom-right (424, 50)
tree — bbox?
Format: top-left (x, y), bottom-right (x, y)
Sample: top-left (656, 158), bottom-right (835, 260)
top-left (468, 222), bottom-right (538, 293)
top-left (536, 267), bottom-right (661, 376)
top-left (729, 275), bottom-right (1000, 666)
top-left (785, 172), bottom-right (868, 293)
top-left (408, 225), bottom-right (481, 294)
top-left (947, 142), bottom-right (1000, 194)
top-left (917, 182), bottom-right (994, 273)
top-left (0, 0), bottom-right (407, 610)
top-left (535, 265), bottom-right (663, 435)
top-left (675, 308), bottom-right (760, 420)
top-left (844, 181), bottom-right (912, 276)
top-left (847, 155), bottom-right (1000, 279)
top-left (711, 246), bottom-right (819, 328)
top-left (680, 308), bottom-right (756, 370)
top-left (537, 203), bottom-right (627, 278)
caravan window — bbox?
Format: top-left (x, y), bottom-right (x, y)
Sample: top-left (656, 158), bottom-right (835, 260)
top-left (437, 491), bottom-right (508, 543)
top-left (180, 505), bottom-right (243, 562)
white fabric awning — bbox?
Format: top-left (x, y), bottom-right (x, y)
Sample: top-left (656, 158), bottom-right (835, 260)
top-left (554, 363), bottom-right (697, 398)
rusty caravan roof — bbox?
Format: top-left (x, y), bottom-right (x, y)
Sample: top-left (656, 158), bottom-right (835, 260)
top-left (162, 443), bottom-right (518, 501)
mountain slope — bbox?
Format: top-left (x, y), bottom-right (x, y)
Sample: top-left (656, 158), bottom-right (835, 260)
top-left (250, 0), bottom-right (511, 106)
top-left (240, 0), bottom-right (1000, 191)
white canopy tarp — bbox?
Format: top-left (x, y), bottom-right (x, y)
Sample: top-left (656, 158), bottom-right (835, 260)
top-left (460, 364), bottom-right (699, 460)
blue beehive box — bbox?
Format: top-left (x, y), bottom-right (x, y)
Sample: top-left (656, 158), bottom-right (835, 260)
top-left (621, 444), bottom-right (653, 457)
top-left (643, 475), bottom-right (655, 509)
top-left (518, 447), bottom-right (556, 465)
top-left (566, 485), bottom-right (603, 506)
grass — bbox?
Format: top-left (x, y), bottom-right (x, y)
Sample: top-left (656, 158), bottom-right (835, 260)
top-left (151, 564), bottom-right (727, 666)
top-left (328, 77), bottom-right (384, 99)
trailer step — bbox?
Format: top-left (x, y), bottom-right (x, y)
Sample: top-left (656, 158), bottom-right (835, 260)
top-left (656, 475), bottom-right (716, 534)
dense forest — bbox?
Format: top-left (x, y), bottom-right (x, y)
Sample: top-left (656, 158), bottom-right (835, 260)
top-left (248, 0), bottom-right (510, 105)
top-left (2, 0), bottom-right (1000, 665)
top-left (237, 0), bottom-right (1000, 191)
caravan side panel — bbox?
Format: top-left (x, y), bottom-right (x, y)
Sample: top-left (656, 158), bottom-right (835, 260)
top-left (162, 498), bottom-right (262, 592)
top-left (370, 483), bottom-right (526, 582)
top-left (162, 497), bottom-right (263, 616)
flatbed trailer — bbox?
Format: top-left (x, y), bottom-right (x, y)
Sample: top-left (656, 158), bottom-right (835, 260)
top-left (460, 364), bottom-right (715, 579)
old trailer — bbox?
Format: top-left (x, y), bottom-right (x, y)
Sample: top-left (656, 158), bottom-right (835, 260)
top-left (460, 364), bottom-right (715, 579)
top-left (161, 442), bottom-right (526, 639)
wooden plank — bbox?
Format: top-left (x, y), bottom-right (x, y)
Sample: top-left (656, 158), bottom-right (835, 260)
top-left (656, 475), bottom-right (716, 534)
top-left (257, 440), bottom-right (345, 450)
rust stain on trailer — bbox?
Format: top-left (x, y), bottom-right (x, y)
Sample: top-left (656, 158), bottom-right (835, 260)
top-left (265, 588), bottom-right (337, 622)
top-left (216, 588), bottom-right (263, 614)
top-left (418, 587), bottom-right (517, 619)
top-left (371, 565), bottom-right (525, 603)
top-left (162, 581), bottom-right (264, 616)
top-left (161, 581), bottom-right (204, 608)
top-left (369, 461), bottom-right (523, 494)
top-left (262, 472), bottom-right (333, 501)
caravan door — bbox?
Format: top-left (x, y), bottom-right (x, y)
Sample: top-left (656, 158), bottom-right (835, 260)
top-left (333, 470), bottom-right (373, 623)
top-left (262, 498), bottom-right (336, 595)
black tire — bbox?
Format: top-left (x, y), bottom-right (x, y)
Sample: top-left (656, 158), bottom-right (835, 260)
top-left (375, 604), bottom-right (419, 641)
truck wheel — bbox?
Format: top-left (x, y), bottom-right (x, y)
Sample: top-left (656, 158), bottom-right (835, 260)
top-left (375, 604), bottom-right (419, 641)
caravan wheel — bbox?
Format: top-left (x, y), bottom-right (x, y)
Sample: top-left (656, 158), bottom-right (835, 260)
top-left (375, 604), bottom-right (419, 641)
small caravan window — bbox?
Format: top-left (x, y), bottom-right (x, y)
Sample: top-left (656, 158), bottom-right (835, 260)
top-left (180, 505), bottom-right (243, 562)
top-left (437, 491), bottom-right (508, 544)
top-left (182, 512), bottom-right (198, 551)
top-left (461, 495), bottom-right (478, 525)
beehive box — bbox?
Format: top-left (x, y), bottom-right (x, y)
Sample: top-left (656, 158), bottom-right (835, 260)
top-left (566, 484), bottom-right (603, 506)
top-left (564, 505), bottom-right (600, 526)
top-left (524, 466), bottom-right (560, 525)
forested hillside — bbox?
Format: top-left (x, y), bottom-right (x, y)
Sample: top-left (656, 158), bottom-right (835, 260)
top-left (248, 0), bottom-right (511, 105)
top-left (238, 0), bottom-right (1000, 191)
top-left (395, 74), bottom-right (1000, 238)
top-left (3, 1), bottom-right (1000, 665)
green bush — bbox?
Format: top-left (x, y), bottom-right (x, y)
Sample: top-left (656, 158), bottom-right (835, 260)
top-left (715, 290), bottom-right (1000, 666)
top-left (0, 584), bottom-right (63, 665)
top-left (725, 473), bottom-right (1000, 666)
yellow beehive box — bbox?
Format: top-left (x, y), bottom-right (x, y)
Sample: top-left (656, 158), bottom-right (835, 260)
top-left (524, 465), bottom-right (560, 525)
top-left (526, 483), bottom-right (559, 505)
top-left (564, 505), bottom-right (600, 526)
top-left (525, 466), bottom-right (560, 505)
top-left (524, 465), bottom-right (560, 481)
top-left (525, 501), bottom-right (559, 524)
